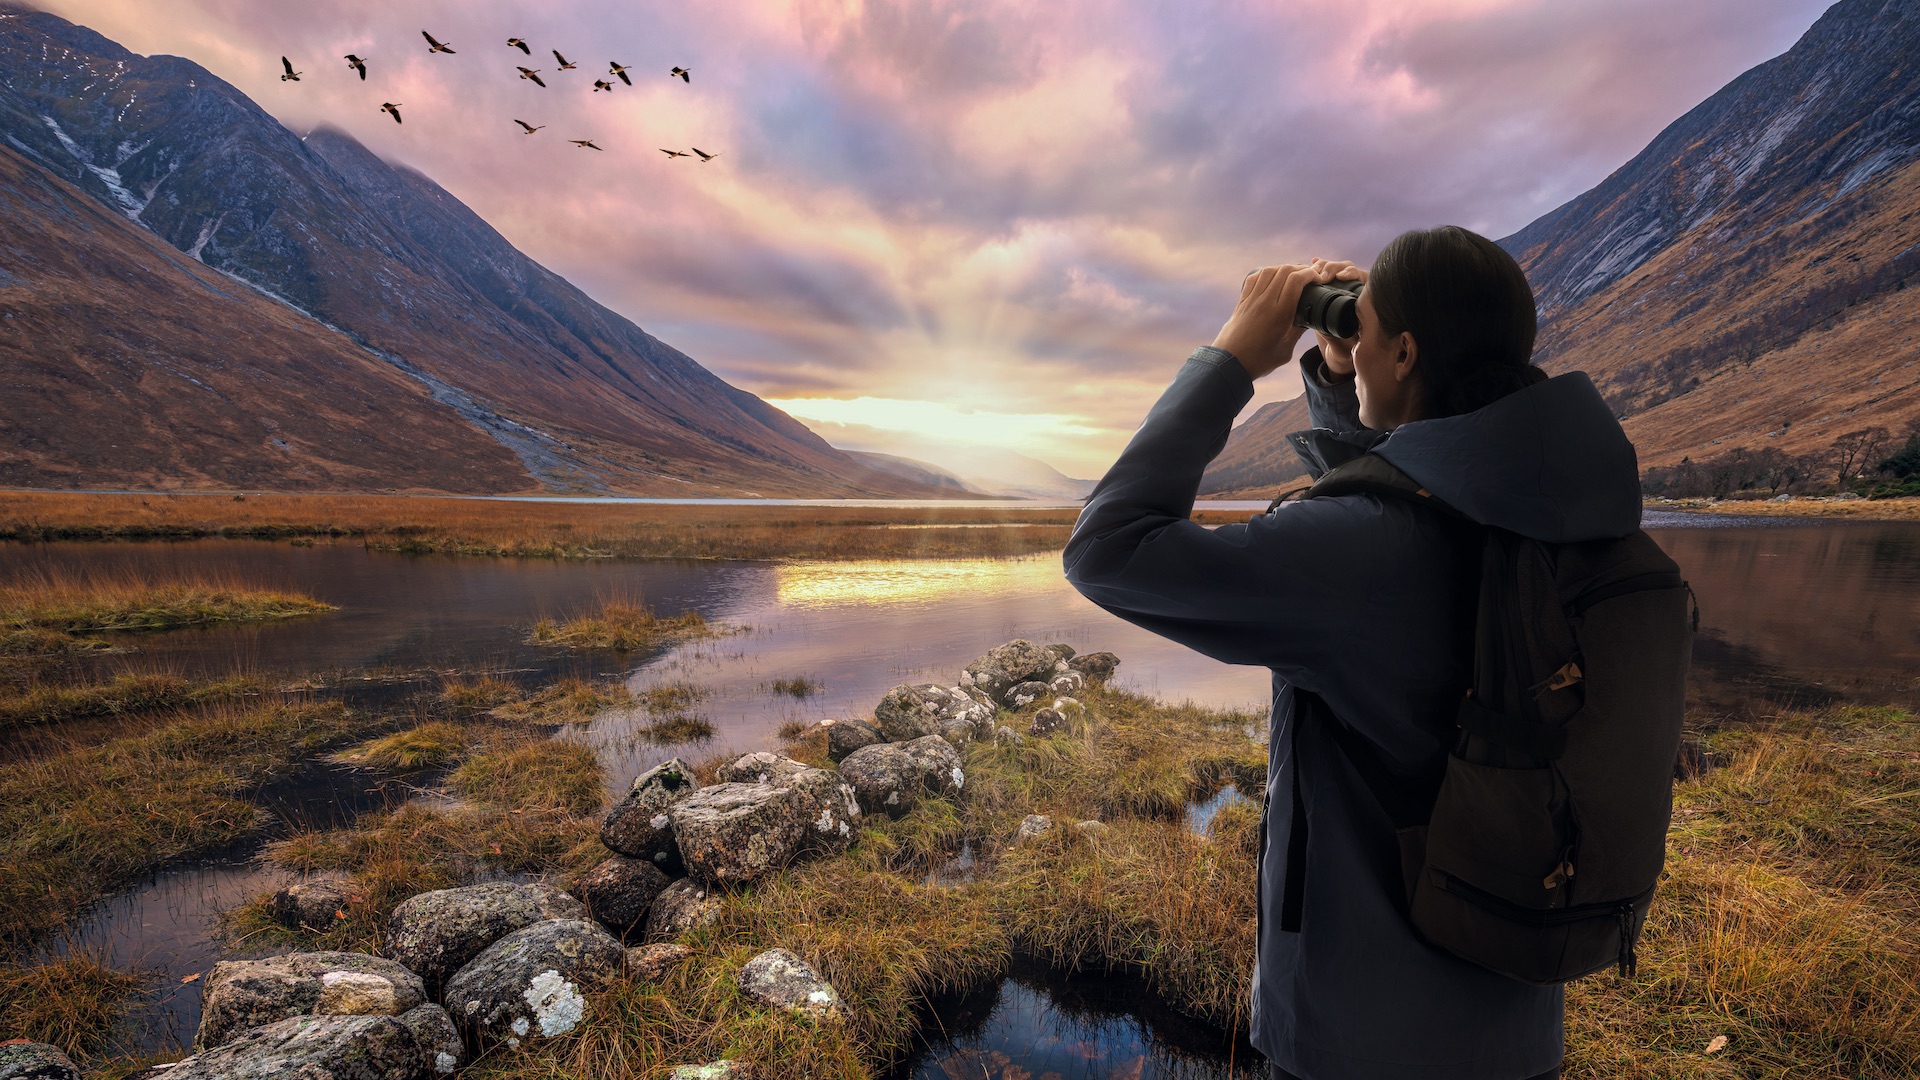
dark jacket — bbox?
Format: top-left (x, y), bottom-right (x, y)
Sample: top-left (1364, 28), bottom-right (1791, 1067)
top-left (1063, 345), bottom-right (1641, 1079)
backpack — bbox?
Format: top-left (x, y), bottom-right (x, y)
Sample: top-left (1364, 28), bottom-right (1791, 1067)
top-left (1281, 452), bottom-right (1697, 984)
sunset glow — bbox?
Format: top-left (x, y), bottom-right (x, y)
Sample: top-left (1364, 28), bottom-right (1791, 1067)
top-left (38, 0), bottom-right (1833, 479)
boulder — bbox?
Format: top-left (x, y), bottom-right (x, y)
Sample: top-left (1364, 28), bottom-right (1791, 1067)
top-left (441, 919), bottom-right (624, 1047)
top-left (1029, 707), bottom-right (1065, 737)
top-left (900, 734), bottom-right (965, 798)
top-left (269, 879), bottom-right (353, 931)
top-left (384, 882), bottom-right (587, 996)
top-left (625, 942), bottom-right (693, 982)
top-left (961, 639), bottom-right (1060, 706)
top-left (716, 752), bottom-right (811, 787)
top-left (1068, 651), bottom-right (1120, 683)
top-left (993, 725), bottom-right (1024, 747)
top-left (600, 757), bottom-right (701, 871)
top-left (0, 1043), bottom-right (80, 1080)
top-left (872, 684), bottom-right (945, 741)
top-left (157, 1004), bottom-right (461, 1079)
top-left (1007, 681), bottom-right (1052, 708)
top-left (938, 716), bottom-right (979, 747)
top-left (1042, 643), bottom-right (1077, 662)
top-left (1072, 819), bottom-right (1110, 838)
top-left (1051, 696), bottom-right (1086, 719)
top-left (737, 948), bottom-right (850, 1022)
top-left (783, 767), bottom-right (862, 856)
top-left (838, 743), bottom-right (923, 817)
top-left (645, 878), bottom-right (723, 941)
top-left (1014, 814), bottom-right (1053, 844)
top-left (194, 951), bottom-right (427, 1052)
top-left (826, 718), bottom-right (883, 763)
top-left (669, 1063), bottom-right (753, 1080)
top-left (1048, 670), bottom-right (1086, 696)
top-left (572, 855), bottom-right (673, 936)
top-left (671, 782), bottom-right (813, 885)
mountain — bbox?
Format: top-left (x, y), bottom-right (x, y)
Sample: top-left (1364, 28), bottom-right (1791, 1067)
top-left (1502, 0), bottom-right (1920, 470)
top-left (944, 449), bottom-right (1094, 501)
top-left (1199, 396), bottom-right (1312, 499)
top-left (843, 450), bottom-right (984, 494)
top-left (0, 4), bottom-right (950, 496)
top-left (1200, 0), bottom-right (1920, 495)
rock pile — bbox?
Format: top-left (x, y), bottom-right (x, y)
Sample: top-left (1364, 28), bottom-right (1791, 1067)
top-left (139, 638), bottom-right (1115, 1078)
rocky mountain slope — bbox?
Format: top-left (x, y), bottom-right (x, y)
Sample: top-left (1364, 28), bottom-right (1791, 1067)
top-left (1198, 396), bottom-right (1312, 499)
top-left (1201, 0), bottom-right (1920, 496)
top-left (0, 4), bottom-right (946, 496)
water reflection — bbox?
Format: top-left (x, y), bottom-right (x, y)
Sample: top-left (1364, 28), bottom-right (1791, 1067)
top-left (889, 959), bottom-right (1262, 1080)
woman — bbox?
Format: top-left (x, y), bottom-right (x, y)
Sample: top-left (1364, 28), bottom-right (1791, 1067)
top-left (1063, 226), bottom-right (1642, 1079)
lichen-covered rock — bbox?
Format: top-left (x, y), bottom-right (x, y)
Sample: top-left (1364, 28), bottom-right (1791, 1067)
top-left (572, 855), bottom-right (673, 936)
top-left (837, 742), bottom-right (923, 817)
top-left (269, 878), bottom-right (353, 931)
top-left (1042, 642), bottom-right (1077, 662)
top-left (669, 1062), bottom-right (753, 1080)
top-left (961, 639), bottom-right (1061, 706)
top-left (1072, 819), bottom-right (1110, 837)
top-left (826, 718), bottom-right (883, 763)
top-left (158, 1004), bottom-right (461, 1079)
top-left (1048, 670), bottom-right (1086, 696)
top-left (625, 942), bottom-right (693, 982)
top-left (671, 782), bottom-right (812, 885)
top-left (783, 766), bottom-right (861, 856)
top-left (1029, 707), bottom-right (1065, 737)
top-left (442, 919), bottom-right (623, 1047)
top-left (194, 951), bottom-right (427, 1051)
top-left (737, 948), bottom-right (849, 1022)
top-left (716, 752), bottom-right (811, 787)
top-left (1068, 651), bottom-right (1120, 683)
top-left (938, 716), bottom-right (979, 747)
top-left (872, 683), bottom-right (946, 741)
top-left (384, 882), bottom-right (587, 995)
top-left (600, 757), bottom-right (701, 871)
top-left (1051, 696), bottom-right (1086, 719)
top-left (900, 734), bottom-right (965, 798)
top-left (645, 878), bottom-right (723, 941)
top-left (1007, 680), bottom-right (1052, 708)
top-left (994, 725), bottom-right (1024, 747)
top-left (1015, 814), bottom-right (1053, 844)
top-left (0, 1043), bottom-right (80, 1080)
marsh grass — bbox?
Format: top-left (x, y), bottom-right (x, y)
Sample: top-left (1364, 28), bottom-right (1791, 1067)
top-left (0, 492), bottom-right (1086, 560)
top-left (331, 721), bottom-right (470, 771)
top-left (0, 569), bottom-right (333, 634)
top-left (635, 680), bottom-right (709, 713)
top-left (768, 676), bottom-right (822, 699)
top-left (0, 671), bottom-right (262, 731)
top-left (0, 699), bottom-right (382, 945)
top-left (439, 675), bottom-right (522, 712)
top-left (0, 950), bottom-right (143, 1062)
top-left (530, 599), bottom-right (718, 652)
top-left (490, 677), bottom-right (635, 725)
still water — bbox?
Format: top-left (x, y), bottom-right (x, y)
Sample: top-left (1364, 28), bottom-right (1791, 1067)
top-left (6, 514), bottom-right (1919, 1069)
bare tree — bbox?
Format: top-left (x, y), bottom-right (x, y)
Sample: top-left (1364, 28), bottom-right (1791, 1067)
top-left (1831, 426), bottom-right (1891, 485)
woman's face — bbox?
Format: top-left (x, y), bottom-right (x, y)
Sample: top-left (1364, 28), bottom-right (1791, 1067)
top-left (1352, 286), bottom-right (1423, 430)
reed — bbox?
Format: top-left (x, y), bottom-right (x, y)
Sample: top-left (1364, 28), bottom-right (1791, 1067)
top-left (0, 567), bottom-right (333, 634)
top-left (0, 671), bottom-right (262, 731)
top-left (490, 677), bottom-right (635, 725)
top-left (0, 951), bottom-right (142, 1062)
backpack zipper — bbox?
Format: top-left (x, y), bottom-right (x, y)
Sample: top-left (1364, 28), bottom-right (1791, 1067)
top-left (1435, 871), bottom-right (1653, 976)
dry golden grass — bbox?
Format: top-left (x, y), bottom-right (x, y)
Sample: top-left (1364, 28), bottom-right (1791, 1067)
top-left (488, 677), bottom-right (636, 726)
top-left (0, 491), bottom-right (1083, 560)
top-left (0, 951), bottom-right (142, 1062)
top-left (530, 599), bottom-right (719, 652)
top-left (330, 721), bottom-right (471, 771)
top-left (0, 567), bottom-right (334, 634)
top-left (0, 671), bottom-right (264, 731)
top-left (1647, 495), bottom-right (1920, 520)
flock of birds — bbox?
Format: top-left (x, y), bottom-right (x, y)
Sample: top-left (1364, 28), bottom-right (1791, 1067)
top-left (277, 29), bottom-right (719, 160)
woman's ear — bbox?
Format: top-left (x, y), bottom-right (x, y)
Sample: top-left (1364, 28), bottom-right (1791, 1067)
top-left (1394, 331), bottom-right (1420, 384)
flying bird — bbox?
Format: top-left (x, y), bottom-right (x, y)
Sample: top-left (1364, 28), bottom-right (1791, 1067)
top-left (516, 66), bottom-right (547, 87)
top-left (421, 30), bottom-right (454, 54)
top-left (507, 37), bottom-right (530, 54)
top-left (279, 56), bottom-right (302, 81)
top-left (552, 50), bottom-right (577, 71)
top-left (593, 79), bottom-right (613, 92)
top-left (380, 102), bottom-right (402, 124)
top-left (570, 139), bottom-right (603, 151)
top-left (659, 148), bottom-right (690, 158)
top-left (690, 147), bottom-right (720, 162)
top-left (608, 61), bottom-right (631, 85)
top-left (513, 119), bottom-right (545, 134)
top-left (670, 66), bottom-right (690, 83)
top-left (344, 54), bottom-right (367, 80)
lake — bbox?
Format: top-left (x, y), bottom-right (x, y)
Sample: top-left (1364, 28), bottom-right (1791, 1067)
top-left (5, 512), bottom-right (1918, 1071)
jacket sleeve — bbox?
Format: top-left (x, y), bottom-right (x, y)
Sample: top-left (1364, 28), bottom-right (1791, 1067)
top-left (1063, 347), bottom-right (1402, 688)
top-left (1298, 345), bottom-right (1363, 433)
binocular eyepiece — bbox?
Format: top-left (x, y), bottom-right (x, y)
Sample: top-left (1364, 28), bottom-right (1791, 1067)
top-left (1295, 279), bottom-right (1361, 339)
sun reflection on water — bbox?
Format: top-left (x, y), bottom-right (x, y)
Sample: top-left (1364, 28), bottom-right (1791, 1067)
top-left (775, 555), bottom-right (1063, 609)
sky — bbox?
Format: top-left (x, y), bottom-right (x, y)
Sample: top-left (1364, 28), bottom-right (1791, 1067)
top-left (41, 0), bottom-right (1836, 481)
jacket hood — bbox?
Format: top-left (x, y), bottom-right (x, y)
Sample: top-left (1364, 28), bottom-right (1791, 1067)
top-left (1371, 371), bottom-right (1642, 543)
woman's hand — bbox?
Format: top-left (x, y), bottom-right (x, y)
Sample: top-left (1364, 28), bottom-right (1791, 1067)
top-left (1312, 262), bottom-right (1367, 378)
top-left (1211, 259), bottom-right (1340, 380)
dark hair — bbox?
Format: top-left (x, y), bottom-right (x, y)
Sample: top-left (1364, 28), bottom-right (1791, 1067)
top-left (1367, 226), bottom-right (1546, 419)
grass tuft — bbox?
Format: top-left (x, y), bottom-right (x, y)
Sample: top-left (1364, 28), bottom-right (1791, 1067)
top-left (0, 671), bottom-right (261, 731)
top-left (0, 569), bottom-right (333, 634)
top-left (0, 952), bottom-right (142, 1062)
top-left (768, 676), bottom-right (823, 699)
top-left (491, 677), bottom-right (635, 725)
top-left (332, 722), bottom-right (470, 771)
top-left (530, 599), bottom-right (718, 652)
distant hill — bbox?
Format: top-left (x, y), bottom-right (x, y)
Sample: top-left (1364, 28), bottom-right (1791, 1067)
top-left (0, 3), bottom-right (951, 496)
top-left (944, 449), bottom-right (1095, 501)
top-left (1199, 396), bottom-right (1312, 499)
top-left (843, 451), bottom-right (984, 494)
top-left (1198, 0), bottom-right (1920, 495)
